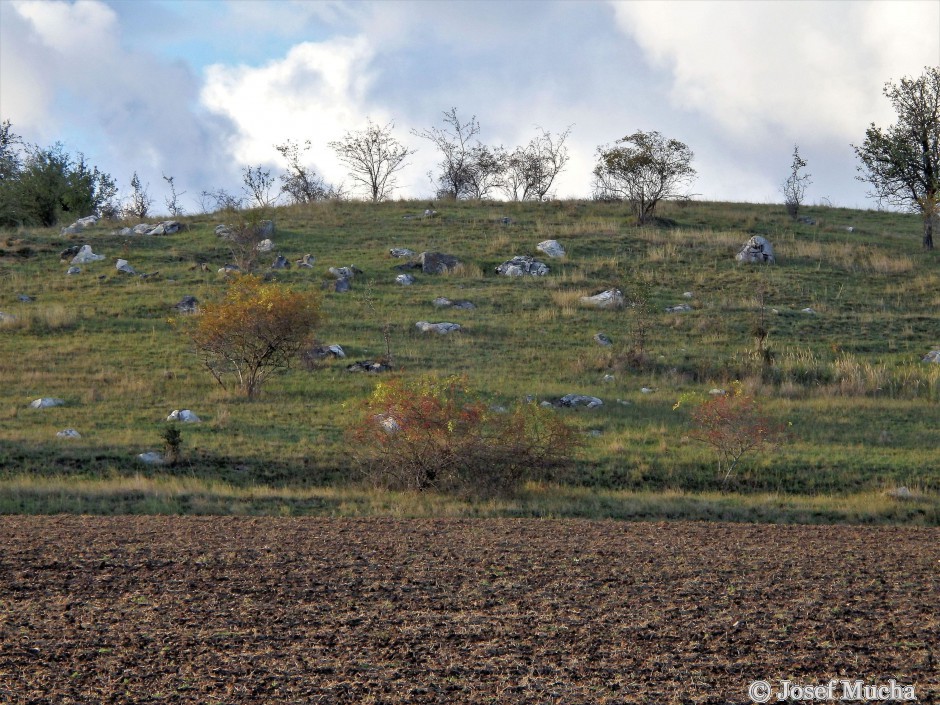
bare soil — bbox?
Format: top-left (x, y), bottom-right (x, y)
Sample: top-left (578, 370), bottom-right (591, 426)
top-left (0, 517), bottom-right (937, 704)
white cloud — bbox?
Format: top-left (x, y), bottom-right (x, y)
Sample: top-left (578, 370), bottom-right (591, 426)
top-left (611, 0), bottom-right (940, 146)
top-left (201, 37), bottom-right (384, 194)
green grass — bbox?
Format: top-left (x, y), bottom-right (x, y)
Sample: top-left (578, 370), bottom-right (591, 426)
top-left (1, 199), bottom-right (938, 521)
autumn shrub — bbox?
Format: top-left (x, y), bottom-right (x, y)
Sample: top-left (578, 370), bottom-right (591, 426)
top-left (186, 275), bottom-right (321, 398)
top-left (674, 381), bottom-right (787, 486)
top-left (349, 375), bottom-right (579, 495)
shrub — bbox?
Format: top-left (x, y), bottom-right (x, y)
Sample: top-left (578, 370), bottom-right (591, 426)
top-left (349, 375), bottom-right (579, 495)
top-left (186, 275), bottom-right (322, 398)
top-left (674, 381), bottom-right (787, 486)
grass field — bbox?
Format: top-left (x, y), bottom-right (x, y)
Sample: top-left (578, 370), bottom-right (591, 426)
top-left (1, 198), bottom-right (938, 521)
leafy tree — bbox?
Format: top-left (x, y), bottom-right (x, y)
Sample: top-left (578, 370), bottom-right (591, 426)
top-left (504, 126), bottom-right (572, 201)
top-left (186, 275), bottom-right (322, 398)
top-left (328, 119), bottom-right (415, 202)
top-left (854, 66), bottom-right (940, 249)
top-left (781, 145), bottom-right (811, 220)
top-left (592, 130), bottom-right (696, 225)
top-left (274, 139), bottom-right (342, 204)
top-left (123, 171), bottom-right (153, 220)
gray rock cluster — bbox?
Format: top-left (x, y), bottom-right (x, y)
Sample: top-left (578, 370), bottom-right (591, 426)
top-left (496, 256), bottom-right (549, 276)
top-left (415, 321), bottom-right (461, 334)
top-left (61, 215), bottom-right (99, 235)
top-left (542, 394), bottom-right (604, 409)
top-left (118, 221), bottom-right (183, 236)
top-left (433, 297), bottom-right (475, 309)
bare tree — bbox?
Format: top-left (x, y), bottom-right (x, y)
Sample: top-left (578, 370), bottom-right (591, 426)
top-left (504, 126), bottom-right (572, 201)
top-left (781, 145), bottom-right (811, 220)
top-left (242, 165), bottom-right (278, 209)
top-left (163, 174), bottom-right (186, 217)
top-left (274, 139), bottom-right (343, 204)
top-left (412, 108), bottom-right (481, 199)
top-left (328, 120), bottom-right (415, 202)
top-left (200, 188), bottom-right (243, 214)
top-left (592, 130), bottom-right (696, 225)
top-left (853, 66), bottom-right (940, 250)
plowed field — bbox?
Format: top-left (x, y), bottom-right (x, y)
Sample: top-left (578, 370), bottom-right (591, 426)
top-left (1, 517), bottom-right (937, 704)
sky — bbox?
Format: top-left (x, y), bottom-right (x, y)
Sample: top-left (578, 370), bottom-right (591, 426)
top-left (1, 0), bottom-right (938, 216)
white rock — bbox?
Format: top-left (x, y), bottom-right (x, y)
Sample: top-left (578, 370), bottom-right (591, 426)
top-left (735, 236), bottom-right (775, 264)
top-left (137, 452), bottom-right (165, 465)
top-left (70, 245), bottom-right (105, 264)
top-left (709, 388), bottom-right (727, 396)
top-left (665, 303), bottom-right (692, 313)
top-left (115, 259), bottom-right (136, 274)
top-left (256, 238), bottom-right (274, 253)
top-left (30, 397), bottom-right (65, 408)
top-left (132, 223), bottom-right (154, 235)
top-left (0, 311), bottom-right (15, 322)
top-left (801, 307), bottom-right (816, 315)
top-left (536, 240), bottom-right (566, 258)
top-left (640, 387), bottom-right (654, 394)
top-left (580, 289), bottom-right (625, 309)
top-left (56, 428), bottom-right (81, 439)
top-left (66, 266), bottom-right (81, 275)
top-left (415, 321), bottom-right (461, 334)
top-left (887, 486), bottom-right (913, 499)
top-left (396, 274), bottom-right (415, 285)
top-left (922, 350), bottom-right (940, 363)
top-left (682, 291), bottom-right (694, 298)
top-left (167, 409), bottom-right (201, 423)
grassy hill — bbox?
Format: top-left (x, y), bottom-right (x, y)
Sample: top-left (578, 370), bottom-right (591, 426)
top-left (1, 199), bottom-right (938, 522)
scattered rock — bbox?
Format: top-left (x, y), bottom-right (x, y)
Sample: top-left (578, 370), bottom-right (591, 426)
top-left (640, 387), bottom-right (655, 394)
top-left (326, 277), bottom-right (351, 293)
top-left (798, 216), bottom-right (816, 225)
top-left (59, 245), bottom-right (82, 261)
top-left (30, 397), bottom-right (65, 408)
top-left (423, 209), bottom-right (437, 218)
top-left (66, 266), bottom-right (81, 275)
top-left (115, 259), bottom-right (136, 274)
top-left (396, 274), bottom-right (416, 285)
top-left (801, 307), bottom-right (816, 315)
top-left (432, 297), bottom-right (475, 309)
top-left (145, 221), bottom-right (182, 236)
top-left (214, 224), bottom-right (233, 239)
top-left (709, 388), bottom-right (727, 396)
top-left (167, 409), bottom-right (201, 423)
top-left (296, 254), bottom-right (315, 268)
top-left (419, 252), bottom-right (461, 274)
top-left (271, 255), bottom-right (290, 269)
top-left (217, 264), bottom-right (241, 276)
top-left (594, 333), bottom-right (613, 346)
top-left (256, 239), bottom-right (274, 253)
top-left (682, 291), bottom-right (694, 299)
top-left (60, 215), bottom-right (98, 235)
top-left (846, 226), bottom-right (855, 233)
top-left (544, 394), bottom-right (603, 409)
top-left (416, 321), bottom-right (461, 334)
top-left (665, 303), bottom-right (692, 313)
top-left (736, 236), bottom-right (775, 264)
top-left (390, 248), bottom-right (415, 258)
top-left (496, 256), bottom-right (549, 277)
top-left (137, 451), bottom-right (165, 465)
top-left (328, 266), bottom-right (361, 279)
top-left (887, 486), bottom-right (914, 500)
top-left (922, 350), bottom-right (940, 363)
top-left (347, 360), bottom-right (392, 373)
top-left (56, 428), bottom-right (81, 439)
top-left (70, 245), bottom-right (105, 264)
top-left (376, 414), bottom-right (400, 434)
top-left (18, 294), bottom-right (34, 302)
top-left (132, 223), bottom-right (154, 235)
top-left (602, 374), bottom-right (615, 383)
top-left (310, 344), bottom-right (346, 359)
top-left (173, 295), bottom-right (199, 314)
top-left (580, 289), bottom-right (625, 309)
top-left (536, 240), bottom-right (566, 258)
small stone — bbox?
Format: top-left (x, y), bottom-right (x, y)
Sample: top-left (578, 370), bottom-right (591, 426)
top-left (640, 387), bottom-right (654, 394)
top-left (70, 245), bottom-right (105, 264)
top-left (415, 321), bottom-right (461, 334)
top-left (390, 248), bottom-right (415, 258)
top-left (536, 240), bottom-right (566, 258)
top-left (921, 350), bottom-right (940, 364)
top-left (296, 254), bottom-right (316, 268)
top-left (887, 486), bottom-right (913, 500)
top-left (682, 291), bottom-right (693, 299)
top-left (115, 259), bottom-right (136, 274)
top-left (17, 294), bottom-right (33, 303)
top-left (580, 289), bottom-right (625, 309)
top-left (66, 266), bottom-right (81, 275)
top-left (137, 451), bottom-right (165, 465)
top-left (665, 303), bottom-right (692, 313)
top-left (256, 238), bottom-right (274, 252)
top-left (602, 374), bottom-right (615, 383)
top-left (270, 255), bottom-right (290, 269)
top-left (396, 274), bottom-right (415, 285)
top-left (801, 307), bottom-right (816, 315)
top-left (30, 397), bottom-right (65, 408)
top-left (167, 409), bottom-right (201, 423)
top-left (56, 428), bottom-right (81, 439)
top-left (173, 296), bottom-right (199, 314)
top-left (496, 255), bottom-right (549, 277)
top-left (594, 333), bottom-right (613, 346)
top-left (709, 388), bottom-right (726, 396)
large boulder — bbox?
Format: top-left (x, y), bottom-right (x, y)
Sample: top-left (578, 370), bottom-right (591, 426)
top-left (536, 240), bottom-right (566, 258)
top-left (496, 256), bottom-right (549, 277)
top-left (61, 215), bottom-right (98, 235)
top-left (416, 321), bottom-right (461, 334)
top-left (70, 245), bottom-right (105, 264)
top-left (736, 236), bottom-right (775, 264)
top-left (419, 252), bottom-right (461, 274)
top-left (580, 289), bottom-right (625, 309)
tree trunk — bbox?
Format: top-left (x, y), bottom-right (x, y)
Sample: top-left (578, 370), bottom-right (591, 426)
top-left (924, 213), bottom-right (936, 250)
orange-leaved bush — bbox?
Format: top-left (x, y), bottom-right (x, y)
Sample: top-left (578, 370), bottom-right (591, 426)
top-left (674, 381), bottom-right (787, 486)
top-left (349, 375), bottom-right (579, 495)
top-left (187, 274), bottom-right (321, 398)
